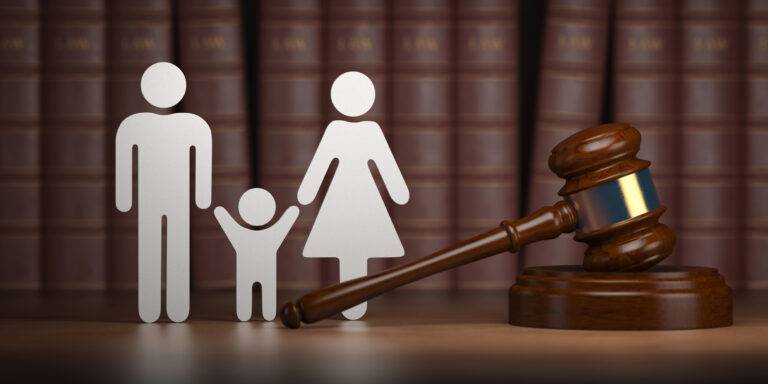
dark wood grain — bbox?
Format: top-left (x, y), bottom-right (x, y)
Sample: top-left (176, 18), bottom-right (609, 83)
top-left (549, 123), bottom-right (675, 272)
top-left (549, 122), bottom-right (649, 195)
top-left (510, 265), bottom-right (732, 330)
top-left (0, 291), bottom-right (766, 383)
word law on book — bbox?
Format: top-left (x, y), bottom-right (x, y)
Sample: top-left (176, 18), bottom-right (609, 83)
top-left (115, 62), bottom-right (409, 323)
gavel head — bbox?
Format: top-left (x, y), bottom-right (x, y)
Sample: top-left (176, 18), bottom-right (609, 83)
top-left (549, 123), bottom-right (675, 272)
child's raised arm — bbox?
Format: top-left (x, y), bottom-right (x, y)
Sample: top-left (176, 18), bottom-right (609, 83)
top-left (272, 206), bottom-right (300, 247)
top-left (213, 206), bottom-right (240, 244)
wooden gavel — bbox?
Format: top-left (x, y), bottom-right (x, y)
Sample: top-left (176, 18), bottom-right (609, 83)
top-left (281, 123), bottom-right (675, 328)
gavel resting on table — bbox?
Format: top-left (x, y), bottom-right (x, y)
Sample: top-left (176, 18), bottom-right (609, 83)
top-left (280, 123), bottom-right (684, 329)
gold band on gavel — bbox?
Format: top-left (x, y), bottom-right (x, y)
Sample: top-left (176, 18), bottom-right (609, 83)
top-left (564, 168), bottom-right (661, 235)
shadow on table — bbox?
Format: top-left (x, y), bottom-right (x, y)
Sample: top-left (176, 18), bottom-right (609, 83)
top-left (0, 289), bottom-right (513, 325)
top-left (0, 292), bottom-right (140, 322)
top-left (0, 291), bottom-right (241, 323)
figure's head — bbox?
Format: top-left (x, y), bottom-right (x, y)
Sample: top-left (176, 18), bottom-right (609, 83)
top-left (141, 62), bottom-right (186, 108)
top-left (238, 188), bottom-right (277, 226)
top-left (330, 71), bottom-right (375, 117)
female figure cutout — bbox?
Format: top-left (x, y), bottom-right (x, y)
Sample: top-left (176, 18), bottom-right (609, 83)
top-left (298, 72), bottom-right (409, 320)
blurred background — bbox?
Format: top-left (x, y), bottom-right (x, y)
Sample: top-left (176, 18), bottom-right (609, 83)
top-left (0, 0), bottom-right (764, 294)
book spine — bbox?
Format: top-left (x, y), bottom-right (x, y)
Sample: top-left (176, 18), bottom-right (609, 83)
top-left (41, 0), bottom-right (107, 290)
top-left (0, 0), bottom-right (41, 291)
top-left (325, 0), bottom-right (389, 284)
top-left (524, 0), bottom-right (609, 268)
top-left (679, 1), bottom-right (744, 286)
top-left (259, 0), bottom-right (324, 289)
top-left (178, 0), bottom-right (251, 290)
top-left (612, 0), bottom-right (678, 263)
top-left (107, 0), bottom-right (173, 291)
top-left (745, 0), bottom-right (768, 288)
top-left (454, 0), bottom-right (519, 289)
top-left (390, 0), bottom-right (454, 289)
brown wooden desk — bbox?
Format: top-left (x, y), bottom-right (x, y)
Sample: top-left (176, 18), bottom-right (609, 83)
top-left (1, 289), bottom-right (767, 383)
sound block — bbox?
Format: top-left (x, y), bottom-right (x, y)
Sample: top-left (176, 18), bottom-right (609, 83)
top-left (509, 265), bottom-right (732, 330)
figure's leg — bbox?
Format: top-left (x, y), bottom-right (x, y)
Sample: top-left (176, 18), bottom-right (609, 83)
top-left (260, 282), bottom-right (276, 321)
top-left (340, 258), bottom-right (368, 320)
top-left (259, 259), bottom-right (277, 321)
top-left (138, 213), bottom-right (162, 323)
top-left (166, 208), bottom-right (190, 322)
top-left (236, 263), bottom-right (253, 322)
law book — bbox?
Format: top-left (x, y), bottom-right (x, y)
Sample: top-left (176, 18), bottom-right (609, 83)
top-left (745, 0), bottom-right (767, 289)
top-left (454, 0), bottom-right (520, 289)
top-left (41, 0), bottom-right (107, 290)
top-left (324, 0), bottom-right (390, 284)
top-left (679, 0), bottom-right (743, 286)
top-left (106, 0), bottom-right (173, 291)
top-left (178, 0), bottom-right (251, 290)
top-left (390, 0), bottom-right (454, 289)
top-left (524, 0), bottom-right (609, 268)
top-left (0, 0), bottom-right (41, 291)
top-left (612, 0), bottom-right (678, 264)
top-left (259, 0), bottom-right (324, 289)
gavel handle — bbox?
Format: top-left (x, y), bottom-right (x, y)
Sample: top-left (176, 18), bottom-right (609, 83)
top-left (280, 200), bottom-right (578, 328)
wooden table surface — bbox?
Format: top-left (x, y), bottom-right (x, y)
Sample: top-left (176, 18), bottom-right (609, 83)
top-left (1, 289), bottom-right (767, 383)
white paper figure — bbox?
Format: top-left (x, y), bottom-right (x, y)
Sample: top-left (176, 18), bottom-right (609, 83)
top-left (115, 62), bottom-right (212, 323)
top-left (214, 188), bottom-right (299, 321)
top-left (298, 71), bottom-right (410, 320)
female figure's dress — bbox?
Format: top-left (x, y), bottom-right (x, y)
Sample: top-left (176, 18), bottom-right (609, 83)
top-left (297, 120), bottom-right (409, 319)
top-left (299, 120), bottom-right (408, 260)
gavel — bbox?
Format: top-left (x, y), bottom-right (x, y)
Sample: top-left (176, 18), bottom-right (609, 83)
top-left (280, 123), bottom-right (675, 329)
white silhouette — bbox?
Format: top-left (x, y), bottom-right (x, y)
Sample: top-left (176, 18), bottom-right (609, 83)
top-left (115, 62), bottom-right (212, 323)
top-left (214, 188), bottom-right (299, 321)
top-left (298, 71), bottom-right (409, 320)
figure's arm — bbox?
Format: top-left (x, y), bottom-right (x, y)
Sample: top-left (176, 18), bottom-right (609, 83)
top-left (297, 127), bottom-right (336, 205)
top-left (193, 120), bottom-right (213, 209)
top-left (370, 125), bottom-right (409, 205)
top-left (213, 206), bottom-right (240, 243)
top-left (272, 206), bottom-right (300, 244)
top-left (115, 121), bottom-right (135, 212)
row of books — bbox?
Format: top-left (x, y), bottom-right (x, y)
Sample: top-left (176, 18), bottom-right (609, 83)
top-left (260, 0), bottom-right (521, 290)
top-left (261, 0), bottom-right (768, 291)
top-left (1, 0), bottom-right (766, 292)
top-left (0, 0), bottom-right (250, 291)
top-left (527, 0), bottom-right (768, 290)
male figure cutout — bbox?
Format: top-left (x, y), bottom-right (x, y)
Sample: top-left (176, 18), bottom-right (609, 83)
top-left (214, 188), bottom-right (299, 321)
top-left (115, 62), bottom-right (212, 323)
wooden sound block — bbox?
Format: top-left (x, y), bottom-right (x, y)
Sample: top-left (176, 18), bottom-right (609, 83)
top-left (509, 265), bottom-right (732, 330)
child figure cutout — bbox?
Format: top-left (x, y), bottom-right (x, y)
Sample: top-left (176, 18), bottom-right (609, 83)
top-left (116, 62), bottom-right (212, 323)
top-left (298, 71), bottom-right (409, 320)
top-left (214, 188), bottom-right (299, 321)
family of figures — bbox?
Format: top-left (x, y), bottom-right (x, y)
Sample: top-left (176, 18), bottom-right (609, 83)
top-left (116, 63), bottom-right (409, 323)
